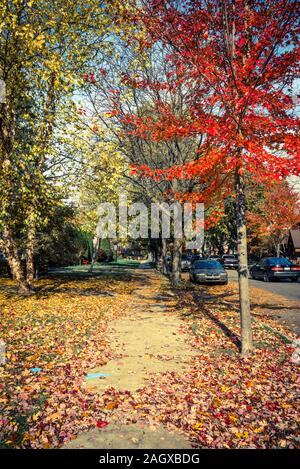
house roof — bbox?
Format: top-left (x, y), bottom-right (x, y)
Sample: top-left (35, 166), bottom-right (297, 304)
top-left (290, 229), bottom-right (300, 249)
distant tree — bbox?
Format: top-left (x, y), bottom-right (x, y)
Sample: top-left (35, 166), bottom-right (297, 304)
top-left (248, 180), bottom-right (300, 258)
top-left (35, 204), bottom-right (92, 269)
top-left (205, 197), bottom-right (237, 256)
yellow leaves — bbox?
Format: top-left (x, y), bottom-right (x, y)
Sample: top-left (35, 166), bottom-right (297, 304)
top-left (6, 352), bottom-right (17, 362)
top-left (133, 404), bottom-right (146, 410)
top-left (21, 433), bottom-right (30, 443)
top-left (194, 422), bottom-right (204, 431)
top-left (46, 412), bottom-right (61, 423)
top-left (234, 430), bottom-right (249, 439)
top-left (211, 398), bottom-right (222, 408)
top-left (35, 34), bottom-right (46, 50)
top-left (228, 414), bottom-right (238, 424)
top-left (221, 385), bottom-right (231, 392)
top-left (250, 420), bottom-right (268, 434)
top-left (253, 427), bottom-right (264, 434)
top-left (32, 413), bottom-right (40, 422)
top-left (26, 354), bottom-right (39, 363)
top-left (106, 401), bottom-right (118, 410)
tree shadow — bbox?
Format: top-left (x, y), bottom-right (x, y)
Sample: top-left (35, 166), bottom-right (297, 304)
top-left (192, 291), bottom-right (242, 350)
top-left (171, 285), bottom-right (240, 350)
top-left (175, 280), bottom-right (300, 351)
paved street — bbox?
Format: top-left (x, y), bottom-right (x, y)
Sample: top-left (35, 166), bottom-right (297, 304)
top-left (183, 269), bottom-right (300, 335)
top-left (227, 270), bottom-right (300, 302)
top-left (227, 269), bottom-right (300, 335)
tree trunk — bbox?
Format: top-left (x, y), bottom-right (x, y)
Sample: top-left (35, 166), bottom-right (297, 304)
top-left (89, 236), bottom-right (100, 273)
top-left (151, 239), bottom-right (159, 266)
top-left (172, 238), bottom-right (182, 286)
top-left (235, 169), bottom-right (253, 356)
top-left (25, 211), bottom-right (36, 287)
top-left (2, 225), bottom-right (31, 293)
top-left (161, 238), bottom-right (168, 274)
top-left (0, 99), bottom-right (30, 293)
top-left (276, 243), bottom-right (280, 258)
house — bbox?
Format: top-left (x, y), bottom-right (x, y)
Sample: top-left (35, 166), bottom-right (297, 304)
top-left (287, 229), bottom-right (300, 262)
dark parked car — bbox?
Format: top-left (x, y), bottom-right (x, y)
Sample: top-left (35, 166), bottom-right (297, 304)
top-left (220, 254), bottom-right (239, 269)
top-left (189, 260), bottom-right (228, 285)
top-left (249, 257), bottom-right (300, 282)
top-left (207, 255), bottom-right (221, 262)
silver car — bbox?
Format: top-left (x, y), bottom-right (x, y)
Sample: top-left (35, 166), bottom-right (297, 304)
top-left (189, 260), bottom-right (228, 285)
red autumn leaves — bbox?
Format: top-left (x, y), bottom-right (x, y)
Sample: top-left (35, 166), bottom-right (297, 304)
top-left (118, 0), bottom-right (299, 196)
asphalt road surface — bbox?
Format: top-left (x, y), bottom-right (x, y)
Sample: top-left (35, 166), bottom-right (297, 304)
top-left (183, 268), bottom-right (299, 334)
top-left (227, 270), bottom-right (300, 302)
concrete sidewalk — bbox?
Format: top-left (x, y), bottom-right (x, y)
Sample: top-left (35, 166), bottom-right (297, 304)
top-left (64, 269), bottom-right (193, 449)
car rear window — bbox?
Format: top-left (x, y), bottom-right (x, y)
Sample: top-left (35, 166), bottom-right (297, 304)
top-left (266, 258), bottom-right (292, 266)
top-left (194, 261), bottom-right (223, 269)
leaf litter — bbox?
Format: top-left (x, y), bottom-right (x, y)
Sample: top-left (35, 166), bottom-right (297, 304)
top-left (0, 274), bottom-right (299, 449)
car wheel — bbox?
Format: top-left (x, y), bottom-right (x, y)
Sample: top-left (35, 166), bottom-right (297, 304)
top-left (221, 280), bottom-right (228, 285)
top-left (263, 273), bottom-right (270, 282)
top-left (291, 277), bottom-right (298, 282)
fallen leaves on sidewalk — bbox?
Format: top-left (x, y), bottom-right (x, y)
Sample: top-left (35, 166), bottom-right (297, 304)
top-left (97, 283), bottom-right (300, 449)
top-left (0, 274), bottom-right (299, 449)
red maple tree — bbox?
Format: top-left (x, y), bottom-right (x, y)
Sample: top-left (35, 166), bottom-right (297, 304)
top-left (248, 180), bottom-right (300, 257)
top-left (121, 0), bottom-right (300, 354)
